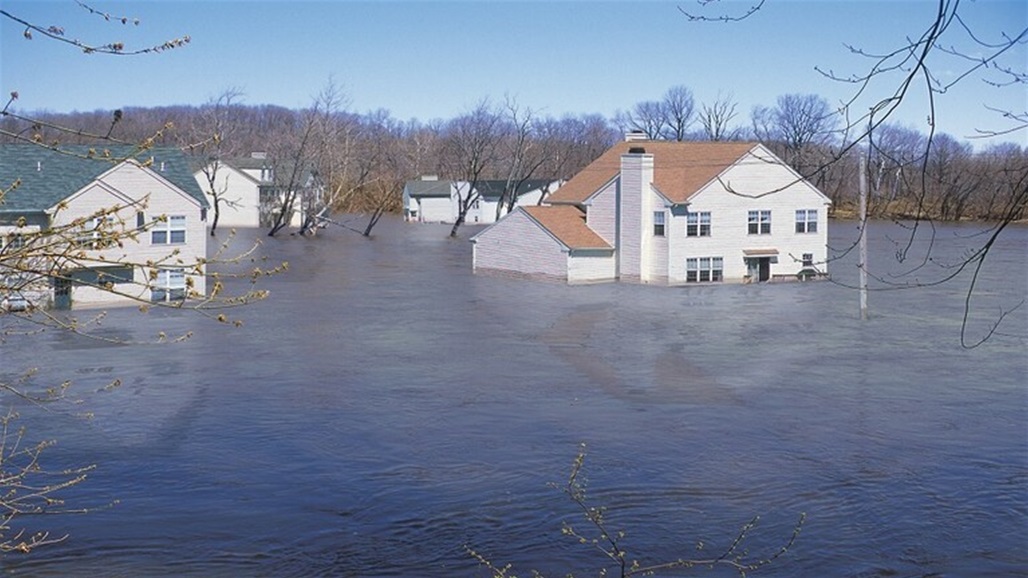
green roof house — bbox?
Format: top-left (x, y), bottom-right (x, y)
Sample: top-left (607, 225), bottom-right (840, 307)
top-left (1, 145), bottom-right (209, 309)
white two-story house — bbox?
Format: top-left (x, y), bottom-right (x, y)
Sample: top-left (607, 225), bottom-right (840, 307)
top-left (471, 137), bottom-right (831, 284)
top-left (1, 145), bottom-right (209, 309)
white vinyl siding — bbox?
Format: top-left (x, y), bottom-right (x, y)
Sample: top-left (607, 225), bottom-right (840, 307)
top-left (48, 160), bottom-right (208, 305)
top-left (472, 210), bottom-right (568, 280)
top-left (667, 145), bottom-right (830, 283)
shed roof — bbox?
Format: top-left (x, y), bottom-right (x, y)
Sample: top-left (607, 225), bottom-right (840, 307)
top-left (522, 205), bottom-right (612, 250)
top-left (404, 179), bottom-right (453, 198)
top-left (546, 140), bottom-right (759, 205)
top-left (0, 144), bottom-right (208, 214)
top-left (473, 179), bottom-right (555, 200)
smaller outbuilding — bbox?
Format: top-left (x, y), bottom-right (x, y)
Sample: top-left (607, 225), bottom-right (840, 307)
top-left (403, 176), bottom-right (561, 224)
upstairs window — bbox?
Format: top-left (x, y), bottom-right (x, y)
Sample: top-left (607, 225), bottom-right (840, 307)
top-left (795, 209), bottom-right (818, 233)
top-left (653, 211), bottom-right (666, 237)
top-left (76, 216), bottom-right (115, 249)
top-left (686, 211), bottom-right (711, 237)
top-left (152, 215), bottom-right (186, 245)
top-left (748, 210), bottom-right (771, 235)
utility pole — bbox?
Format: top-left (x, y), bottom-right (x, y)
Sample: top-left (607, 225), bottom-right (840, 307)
top-left (859, 154), bottom-right (869, 320)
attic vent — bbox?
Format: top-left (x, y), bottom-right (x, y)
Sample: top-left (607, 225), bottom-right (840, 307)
top-left (628, 147), bottom-right (646, 154)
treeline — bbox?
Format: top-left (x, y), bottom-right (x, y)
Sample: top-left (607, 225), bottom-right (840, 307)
top-left (3, 86), bottom-right (1025, 224)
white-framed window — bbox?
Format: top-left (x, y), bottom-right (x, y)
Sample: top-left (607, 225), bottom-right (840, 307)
top-left (686, 256), bottom-right (724, 283)
top-left (748, 210), bottom-right (771, 235)
top-left (802, 253), bottom-right (814, 267)
top-left (686, 211), bottom-right (711, 237)
top-left (152, 215), bottom-right (186, 245)
top-left (795, 209), bottom-right (818, 233)
top-left (2, 233), bottom-right (26, 250)
top-left (76, 216), bottom-right (115, 249)
top-left (653, 210), bottom-right (666, 236)
top-left (151, 268), bottom-right (186, 302)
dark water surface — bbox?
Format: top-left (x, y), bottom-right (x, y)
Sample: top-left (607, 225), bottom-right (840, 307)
top-left (1, 217), bottom-right (1025, 577)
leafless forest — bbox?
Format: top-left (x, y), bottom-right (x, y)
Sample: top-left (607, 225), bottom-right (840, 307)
top-left (3, 87), bottom-right (1024, 228)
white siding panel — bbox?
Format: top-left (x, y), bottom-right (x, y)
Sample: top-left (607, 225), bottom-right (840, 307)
top-left (51, 162), bottom-right (207, 306)
top-left (586, 180), bottom-right (617, 246)
top-left (618, 155), bottom-right (648, 280)
top-left (667, 146), bottom-right (830, 283)
top-left (418, 197), bottom-right (453, 223)
top-left (645, 189), bottom-right (669, 282)
top-left (473, 211), bottom-right (567, 279)
top-left (194, 164), bottom-right (260, 228)
top-left (568, 253), bottom-right (616, 283)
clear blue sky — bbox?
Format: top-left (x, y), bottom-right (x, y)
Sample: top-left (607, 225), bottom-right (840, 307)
top-left (2, 0), bottom-right (1025, 146)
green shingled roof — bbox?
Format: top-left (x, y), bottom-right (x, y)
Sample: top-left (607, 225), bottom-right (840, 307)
top-left (0, 144), bottom-right (208, 215)
top-left (404, 179), bottom-right (452, 198)
top-left (474, 179), bottom-right (554, 201)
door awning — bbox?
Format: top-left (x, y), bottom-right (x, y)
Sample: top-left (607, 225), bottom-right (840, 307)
top-left (743, 248), bottom-right (779, 257)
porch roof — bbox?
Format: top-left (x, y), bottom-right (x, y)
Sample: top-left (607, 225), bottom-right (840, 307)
top-left (742, 248), bottom-right (780, 257)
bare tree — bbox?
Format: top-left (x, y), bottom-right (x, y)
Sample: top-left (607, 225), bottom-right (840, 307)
top-left (660, 85), bottom-right (697, 141)
top-left (614, 100), bottom-right (665, 140)
top-left (616, 86), bottom-right (697, 141)
top-left (184, 88), bottom-right (245, 236)
top-left (265, 83), bottom-right (347, 237)
top-left (752, 93), bottom-right (839, 169)
top-left (440, 100), bottom-right (504, 237)
top-left (495, 97), bottom-right (554, 218)
top-left (699, 92), bottom-right (741, 141)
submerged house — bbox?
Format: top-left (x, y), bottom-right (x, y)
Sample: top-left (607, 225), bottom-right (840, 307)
top-left (192, 152), bottom-right (310, 229)
top-left (403, 176), bottom-right (559, 224)
top-left (1, 145), bottom-right (208, 309)
top-left (471, 138), bottom-right (831, 284)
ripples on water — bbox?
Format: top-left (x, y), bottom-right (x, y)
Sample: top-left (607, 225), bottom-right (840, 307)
top-left (1, 218), bottom-right (1025, 576)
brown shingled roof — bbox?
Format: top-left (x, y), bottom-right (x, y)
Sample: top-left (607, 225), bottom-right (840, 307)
top-left (546, 140), bottom-right (759, 205)
top-left (522, 205), bottom-right (613, 250)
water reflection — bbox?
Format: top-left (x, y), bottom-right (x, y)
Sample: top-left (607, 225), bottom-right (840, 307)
top-left (2, 217), bottom-right (1025, 576)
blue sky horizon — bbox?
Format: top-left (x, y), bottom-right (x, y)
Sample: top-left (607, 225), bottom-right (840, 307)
top-left (2, 0), bottom-right (1025, 147)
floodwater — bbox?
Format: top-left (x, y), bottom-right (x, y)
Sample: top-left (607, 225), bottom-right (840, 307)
top-left (1, 217), bottom-right (1025, 577)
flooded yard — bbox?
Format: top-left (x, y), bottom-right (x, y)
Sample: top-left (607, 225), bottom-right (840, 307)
top-left (1, 217), bottom-right (1025, 576)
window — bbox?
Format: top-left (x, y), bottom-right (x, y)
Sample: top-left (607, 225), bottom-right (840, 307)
top-left (686, 211), bottom-right (711, 237)
top-left (802, 253), bottom-right (814, 267)
top-left (77, 216), bottom-right (114, 249)
top-left (151, 268), bottom-right (186, 302)
top-left (685, 256), bottom-right (724, 283)
top-left (152, 215), bottom-right (186, 245)
top-left (653, 211), bottom-right (666, 236)
top-left (795, 209), bottom-right (818, 233)
top-left (3, 234), bottom-right (26, 250)
top-left (748, 210), bottom-right (771, 235)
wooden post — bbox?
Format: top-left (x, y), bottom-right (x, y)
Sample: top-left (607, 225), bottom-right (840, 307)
top-left (859, 154), bottom-right (869, 321)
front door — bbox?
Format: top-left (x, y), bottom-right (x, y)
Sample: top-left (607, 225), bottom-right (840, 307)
top-left (53, 277), bottom-right (72, 310)
top-left (758, 258), bottom-right (771, 282)
top-left (747, 258), bottom-right (772, 282)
